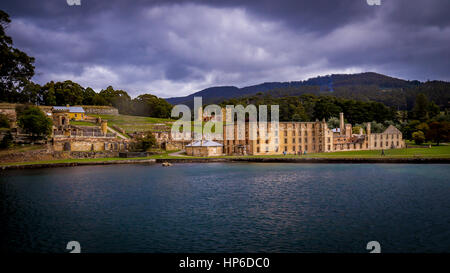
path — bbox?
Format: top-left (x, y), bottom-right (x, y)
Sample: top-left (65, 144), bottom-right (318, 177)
top-left (169, 150), bottom-right (187, 157)
top-left (107, 126), bottom-right (128, 139)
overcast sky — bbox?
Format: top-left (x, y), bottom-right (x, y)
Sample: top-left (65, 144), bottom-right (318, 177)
top-left (2, 0), bottom-right (450, 98)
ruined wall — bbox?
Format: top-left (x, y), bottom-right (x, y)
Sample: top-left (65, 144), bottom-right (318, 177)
top-left (0, 146), bottom-right (120, 164)
top-left (52, 137), bottom-right (129, 152)
top-left (82, 106), bottom-right (119, 115)
top-left (0, 106), bottom-right (17, 127)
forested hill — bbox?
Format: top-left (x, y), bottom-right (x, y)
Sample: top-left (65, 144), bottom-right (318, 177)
top-left (165, 72), bottom-right (449, 110)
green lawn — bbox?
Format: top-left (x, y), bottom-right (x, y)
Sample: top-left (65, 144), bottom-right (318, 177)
top-left (89, 114), bottom-right (174, 133)
top-left (299, 145), bottom-right (450, 158)
top-left (182, 145), bottom-right (450, 159)
top-left (70, 120), bottom-right (97, 126)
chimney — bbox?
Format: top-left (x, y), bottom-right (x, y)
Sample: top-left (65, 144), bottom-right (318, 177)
top-left (339, 112), bottom-right (344, 135)
top-left (101, 120), bottom-right (108, 135)
top-left (366, 122), bottom-right (371, 135)
top-left (359, 127), bottom-right (363, 135)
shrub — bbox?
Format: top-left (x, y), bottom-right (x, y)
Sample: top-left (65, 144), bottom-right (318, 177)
top-left (0, 113), bottom-right (10, 128)
top-left (136, 132), bottom-right (157, 151)
top-left (0, 130), bottom-right (13, 149)
top-left (412, 131), bottom-right (425, 145)
top-left (17, 106), bottom-right (52, 139)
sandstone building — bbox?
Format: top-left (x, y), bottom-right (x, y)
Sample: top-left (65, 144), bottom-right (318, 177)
top-left (185, 140), bottom-right (223, 156)
top-left (221, 112), bottom-right (404, 156)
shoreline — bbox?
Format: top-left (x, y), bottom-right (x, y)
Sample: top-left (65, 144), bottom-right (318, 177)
top-left (2, 157), bottom-right (450, 170)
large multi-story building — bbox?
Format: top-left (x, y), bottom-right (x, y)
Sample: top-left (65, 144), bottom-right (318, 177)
top-left (222, 112), bottom-right (404, 156)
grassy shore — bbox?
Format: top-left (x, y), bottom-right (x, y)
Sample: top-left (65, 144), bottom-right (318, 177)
top-left (1, 145), bottom-right (449, 167)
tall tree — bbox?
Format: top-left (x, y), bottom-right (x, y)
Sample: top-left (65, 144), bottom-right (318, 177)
top-left (0, 10), bottom-right (35, 102)
top-left (133, 94), bottom-right (173, 118)
top-left (411, 93), bottom-right (429, 121)
top-left (426, 121), bottom-right (450, 146)
top-left (16, 106), bottom-right (52, 139)
top-left (99, 86), bottom-right (132, 114)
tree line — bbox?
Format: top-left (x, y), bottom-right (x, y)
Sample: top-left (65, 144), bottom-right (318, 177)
top-left (220, 93), bottom-right (397, 125)
top-left (8, 81), bottom-right (173, 118)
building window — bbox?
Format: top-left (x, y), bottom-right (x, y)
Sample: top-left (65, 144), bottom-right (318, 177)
top-left (292, 138), bottom-right (296, 143)
top-left (284, 147), bottom-right (287, 152)
top-left (293, 146), bottom-right (296, 152)
top-left (257, 147), bottom-right (260, 153)
top-left (284, 138), bottom-right (287, 144)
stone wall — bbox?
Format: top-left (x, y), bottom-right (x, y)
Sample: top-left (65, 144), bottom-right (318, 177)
top-left (0, 107), bottom-right (16, 126)
top-left (52, 137), bottom-right (129, 152)
top-left (82, 106), bottom-right (119, 115)
top-left (0, 146), bottom-right (119, 164)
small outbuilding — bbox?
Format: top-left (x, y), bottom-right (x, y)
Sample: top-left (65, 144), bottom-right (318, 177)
top-left (185, 140), bottom-right (223, 157)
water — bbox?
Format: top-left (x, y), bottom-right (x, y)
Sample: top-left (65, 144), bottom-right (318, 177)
top-left (1, 163), bottom-right (449, 253)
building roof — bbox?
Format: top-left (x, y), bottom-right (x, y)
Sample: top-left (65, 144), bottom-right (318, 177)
top-left (53, 106), bottom-right (85, 113)
top-left (186, 140), bottom-right (223, 147)
top-left (383, 125), bottom-right (401, 134)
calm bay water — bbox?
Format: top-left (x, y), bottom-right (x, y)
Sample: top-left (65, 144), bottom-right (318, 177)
top-left (1, 163), bottom-right (449, 253)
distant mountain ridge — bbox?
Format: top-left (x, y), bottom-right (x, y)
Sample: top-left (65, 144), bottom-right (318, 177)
top-left (165, 72), bottom-right (448, 110)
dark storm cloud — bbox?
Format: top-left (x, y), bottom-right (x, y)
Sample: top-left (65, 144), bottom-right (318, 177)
top-left (2, 0), bottom-right (450, 97)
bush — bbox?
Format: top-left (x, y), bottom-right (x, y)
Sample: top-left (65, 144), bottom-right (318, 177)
top-left (0, 113), bottom-right (10, 128)
top-left (17, 106), bottom-right (52, 139)
top-left (412, 131), bottom-right (425, 145)
top-left (136, 132), bottom-right (157, 151)
top-left (0, 130), bottom-right (13, 149)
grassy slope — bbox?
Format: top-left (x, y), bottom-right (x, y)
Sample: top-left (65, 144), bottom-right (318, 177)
top-left (89, 114), bottom-right (174, 133)
top-left (0, 144), bottom-right (44, 156)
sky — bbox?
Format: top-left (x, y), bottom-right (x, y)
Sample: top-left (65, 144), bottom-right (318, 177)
top-left (2, 0), bottom-right (450, 98)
